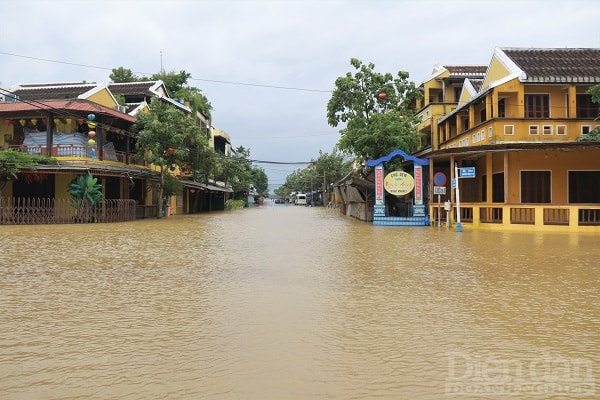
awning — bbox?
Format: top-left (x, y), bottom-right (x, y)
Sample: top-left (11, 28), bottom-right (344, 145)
top-left (182, 180), bottom-right (233, 193)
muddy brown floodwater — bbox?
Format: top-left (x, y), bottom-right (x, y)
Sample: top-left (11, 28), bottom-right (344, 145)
top-left (1, 201), bottom-right (598, 399)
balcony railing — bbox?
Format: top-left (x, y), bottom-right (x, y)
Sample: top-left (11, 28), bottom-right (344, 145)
top-left (6, 145), bottom-right (148, 167)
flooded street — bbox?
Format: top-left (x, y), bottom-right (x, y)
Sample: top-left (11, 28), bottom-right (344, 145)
top-left (1, 201), bottom-right (598, 399)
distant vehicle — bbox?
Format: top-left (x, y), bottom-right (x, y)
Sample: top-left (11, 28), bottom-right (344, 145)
top-left (295, 193), bottom-right (307, 206)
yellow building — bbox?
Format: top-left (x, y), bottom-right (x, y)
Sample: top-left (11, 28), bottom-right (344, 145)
top-left (421, 48), bottom-right (600, 232)
top-left (0, 81), bottom-right (231, 223)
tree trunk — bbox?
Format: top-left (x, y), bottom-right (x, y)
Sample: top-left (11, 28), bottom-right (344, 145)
top-left (157, 167), bottom-right (165, 219)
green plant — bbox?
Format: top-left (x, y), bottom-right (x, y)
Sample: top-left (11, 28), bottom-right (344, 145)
top-left (225, 199), bottom-right (245, 209)
top-left (68, 174), bottom-right (104, 222)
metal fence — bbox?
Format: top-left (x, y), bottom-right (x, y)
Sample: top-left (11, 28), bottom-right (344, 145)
top-left (0, 197), bottom-right (137, 225)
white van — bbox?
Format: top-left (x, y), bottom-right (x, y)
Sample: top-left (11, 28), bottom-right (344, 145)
top-left (295, 193), bottom-right (307, 206)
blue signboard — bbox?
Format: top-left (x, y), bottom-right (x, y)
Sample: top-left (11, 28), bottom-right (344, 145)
top-left (459, 167), bottom-right (476, 178)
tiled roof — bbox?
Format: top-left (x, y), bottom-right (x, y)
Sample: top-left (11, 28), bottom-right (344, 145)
top-left (444, 65), bottom-right (487, 78)
top-left (470, 79), bottom-right (484, 92)
top-left (502, 48), bottom-right (600, 83)
top-left (0, 99), bottom-right (137, 122)
top-left (11, 83), bottom-right (97, 101)
top-left (107, 81), bottom-right (160, 97)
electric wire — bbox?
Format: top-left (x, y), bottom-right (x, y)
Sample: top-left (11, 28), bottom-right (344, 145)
top-left (0, 51), bottom-right (333, 93)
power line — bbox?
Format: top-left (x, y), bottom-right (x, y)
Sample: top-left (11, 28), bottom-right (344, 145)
top-left (0, 88), bottom-right (317, 166)
top-left (0, 51), bottom-right (333, 93)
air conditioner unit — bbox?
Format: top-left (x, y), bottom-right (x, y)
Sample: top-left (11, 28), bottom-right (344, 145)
top-left (115, 105), bottom-right (127, 113)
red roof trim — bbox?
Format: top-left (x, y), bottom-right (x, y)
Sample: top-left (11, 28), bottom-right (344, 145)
top-left (0, 99), bottom-right (137, 122)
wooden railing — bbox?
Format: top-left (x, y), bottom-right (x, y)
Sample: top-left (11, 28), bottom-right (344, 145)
top-left (0, 197), bottom-right (136, 225)
top-left (435, 203), bottom-right (600, 230)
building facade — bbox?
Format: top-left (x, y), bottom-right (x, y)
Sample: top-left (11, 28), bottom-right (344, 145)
top-left (417, 48), bottom-right (600, 232)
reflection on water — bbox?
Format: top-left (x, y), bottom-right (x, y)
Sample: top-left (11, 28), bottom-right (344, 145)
top-left (1, 202), bottom-right (598, 399)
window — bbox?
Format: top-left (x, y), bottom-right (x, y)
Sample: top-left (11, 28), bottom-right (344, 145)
top-left (454, 87), bottom-right (461, 102)
top-left (529, 125), bottom-right (539, 135)
top-left (581, 125), bottom-right (592, 135)
top-left (521, 171), bottom-right (551, 203)
top-left (543, 125), bottom-right (553, 135)
top-left (504, 125), bottom-right (514, 135)
top-left (525, 94), bottom-right (550, 118)
top-left (498, 98), bottom-right (506, 118)
top-left (480, 108), bottom-right (486, 123)
top-left (576, 94), bottom-right (600, 118)
top-left (569, 171), bottom-right (600, 203)
top-left (488, 127), bottom-right (493, 137)
top-left (556, 125), bottom-right (567, 135)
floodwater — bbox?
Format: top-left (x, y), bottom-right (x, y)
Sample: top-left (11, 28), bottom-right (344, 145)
top-left (1, 201), bottom-right (598, 399)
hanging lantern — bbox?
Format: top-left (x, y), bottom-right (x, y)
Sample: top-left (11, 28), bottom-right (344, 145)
top-left (169, 165), bottom-right (176, 171)
top-left (65, 118), bottom-right (72, 125)
top-left (87, 113), bottom-right (95, 121)
top-left (185, 164), bottom-right (192, 171)
top-left (87, 122), bottom-right (96, 129)
top-left (5, 119), bottom-right (12, 125)
top-left (378, 92), bottom-right (387, 100)
top-left (42, 118), bottom-right (47, 125)
top-left (167, 147), bottom-right (174, 155)
top-left (53, 118), bottom-right (60, 126)
top-left (19, 119), bottom-right (26, 126)
top-left (87, 138), bottom-right (96, 146)
top-left (88, 131), bottom-right (96, 138)
top-left (30, 118), bottom-right (38, 126)
top-left (77, 117), bottom-right (84, 125)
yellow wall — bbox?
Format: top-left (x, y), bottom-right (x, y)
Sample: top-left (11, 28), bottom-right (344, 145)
top-left (506, 149), bottom-right (599, 204)
top-left (87, 88), bottom-right (118, 109)
top-left (482, 56), bottom-right (511, 88)
top-left (55, 174), bottom-right (73, 200)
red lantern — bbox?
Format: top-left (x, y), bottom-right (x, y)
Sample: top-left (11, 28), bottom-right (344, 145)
top-left (378, 93), bottom-right (387, 100)
top-left (185, 164), bottom-right (192, 171)
top-left (167, 147), bottom-right (174, 155)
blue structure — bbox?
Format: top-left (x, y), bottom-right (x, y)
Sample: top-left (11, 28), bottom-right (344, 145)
top-left (365, 150), bottom-right (430, 227)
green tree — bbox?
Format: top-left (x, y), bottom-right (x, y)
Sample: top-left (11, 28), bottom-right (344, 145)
top-left (327, 58), bottom-right (422, 166)
top-left (277, 148), bottom-right (353, 197)
top-left (249, 167), bottom-right (268, 196)
top-left (110, 67), bottom-right (213, 119)
top-left (109, 67), bottom-right (141, 83)
top-left (133, 98), bottom-right (214, 218)
top-left (67, 174), bottom-right (104, 223)
top-left (214, 146), bottom-right (269, 202)
top-left (0, 149), bottom-right (55, 195)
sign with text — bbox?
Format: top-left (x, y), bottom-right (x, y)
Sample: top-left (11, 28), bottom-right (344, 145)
top-left (414, 165), bottom-right (423, 205)
top-left (375, 164), bottom-right (384, 205)
top-left (459, 167), bottom-right (476, 178)
top-left (434, 186), bottom-right (446, 195)
top-left (384, 171), bottom-right (415, 196)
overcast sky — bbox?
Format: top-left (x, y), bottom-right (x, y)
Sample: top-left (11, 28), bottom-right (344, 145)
top-left (1, 0), bottom-right (599, 191)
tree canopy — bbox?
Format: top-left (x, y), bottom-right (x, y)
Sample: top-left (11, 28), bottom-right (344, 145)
top-left (326, 58), bottom-right (422, 165)
top-left (215, 146), bottom-right (268, 200)
top-left (0, 149), bottom-right (56, 194)
top-left (276, 148), bottom-right (352, 196)
top-left (109, 67), bottom-right (213, 119)
top-left (133, 97), bottom-right (215, 217)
